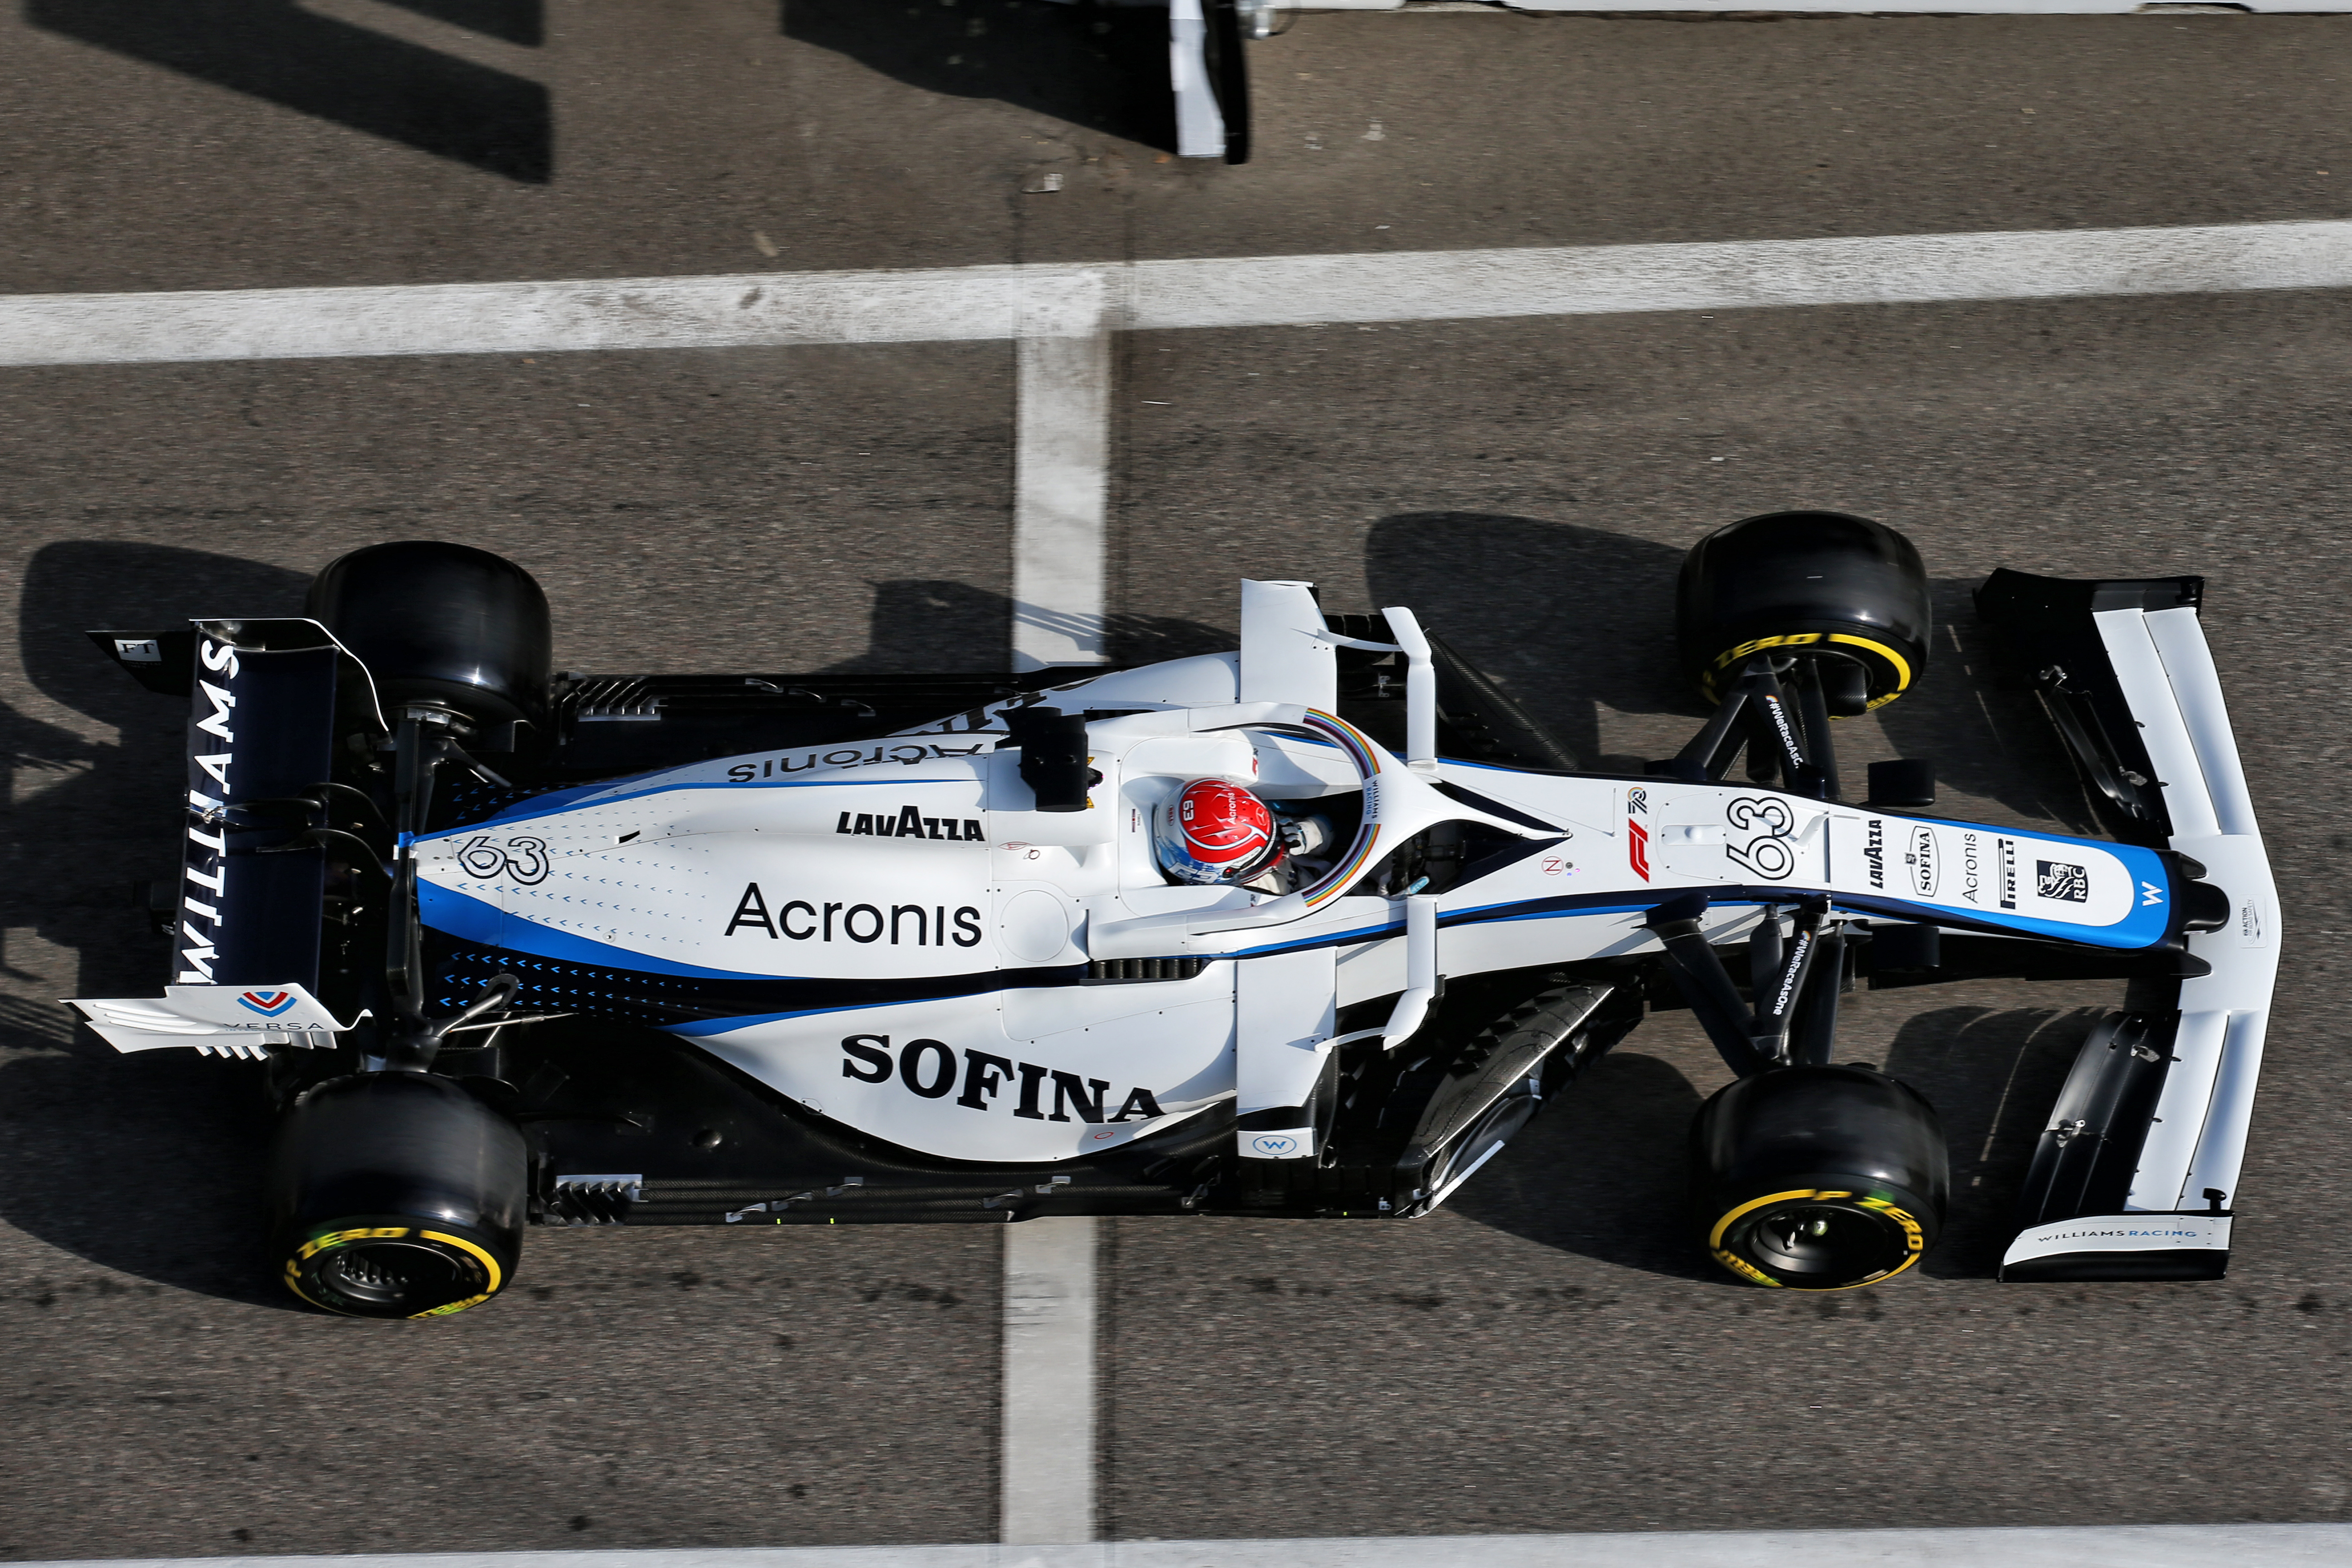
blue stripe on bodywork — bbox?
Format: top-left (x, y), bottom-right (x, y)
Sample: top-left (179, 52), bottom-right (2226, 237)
top-left (418, 773), bottom-right (967, 842)
top-left (664, 1002), bottom-right (879, 1036)
top-left (416, 879), bottom-right (816, 982)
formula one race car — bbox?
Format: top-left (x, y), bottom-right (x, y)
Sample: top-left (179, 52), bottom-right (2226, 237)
top-left (69, 513), bottom-right (2278, 1317)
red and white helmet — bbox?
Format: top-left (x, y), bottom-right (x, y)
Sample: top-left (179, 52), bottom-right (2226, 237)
top-left (1154, 779), bottom-right (1282, 886)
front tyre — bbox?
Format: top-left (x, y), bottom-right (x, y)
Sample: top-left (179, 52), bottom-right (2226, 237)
top-left (271, 1072), bottom-right (527, 1318)
top-left (1676, 510), bottom-right (1931, 713)
top-left (1692, 1064), bottom-right (1948, 1290)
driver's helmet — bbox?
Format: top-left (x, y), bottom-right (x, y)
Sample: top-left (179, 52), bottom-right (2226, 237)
top-left (1154, 779), bottom-right (1283, 886)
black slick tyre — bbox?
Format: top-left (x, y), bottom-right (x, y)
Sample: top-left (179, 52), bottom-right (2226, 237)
top-left (307, 540), bottom-right (553, 733)
top-left (1676, 511), bottom-right (1931, 712)
top-left (271, 1071), bottom-right (527, 1318)
top-left (1691, 1064), bottom-right (1948, 1291)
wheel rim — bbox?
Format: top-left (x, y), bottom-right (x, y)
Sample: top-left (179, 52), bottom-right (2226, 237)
top-left (1710, 1189), bottom-right (1925, 1290)
top-left (285, 1222), bottom-right (505, 1318)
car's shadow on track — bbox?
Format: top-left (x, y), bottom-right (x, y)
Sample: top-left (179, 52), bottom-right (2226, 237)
top-left (0, 542), bottom-right (312, 1307)
top-left (22, 0), bottom-right (553, 183)
top-left (1448, 1050), bottom-right (1722, 1284)
top-left (1451, 1005), bottom-right (2101, 1284)
top-left (841, 578), bottom-right (1229, 673)
top-left (0, 549), bottom-right (1210, 1307)
top-left (1363, 510), bottom-right (2105, 834)
top-left (1364, 512), bottom-right (1690, 773)
top-left (1874, 577), bottom-right (2104, 836)
top-left (782, 0), bottom-right (1179, 158)
top-left (1879, 1003), bottom-right (2102, 1279)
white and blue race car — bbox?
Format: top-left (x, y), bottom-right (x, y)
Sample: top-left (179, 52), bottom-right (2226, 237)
top-left (68, 512), bottom-right (2278, 1316)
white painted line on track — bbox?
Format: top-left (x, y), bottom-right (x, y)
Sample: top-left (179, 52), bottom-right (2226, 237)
top-left (19, 1523), bottom-right (2352, 1567)
top-left (7, 219), bottom-right (2352, 367)
top-left (999, 1217), bottom-right (1099, 1544)
top-left (1011, 280), bottom-right (1113, 672)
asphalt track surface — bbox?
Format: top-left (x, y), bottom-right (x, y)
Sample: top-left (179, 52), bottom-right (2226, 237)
top-left (8, 0), bottom-right (2352, 1558)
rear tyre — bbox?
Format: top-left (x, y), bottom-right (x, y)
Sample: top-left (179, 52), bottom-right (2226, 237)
top-left (1691, 1064), bottom-right (1948, 1290)
top-left (307, 540), bottom-right (553, 734)
top-left (271, 1072), bottom-right (527, 1318)
top-left (1676, 511), bottom-right (1931, 713)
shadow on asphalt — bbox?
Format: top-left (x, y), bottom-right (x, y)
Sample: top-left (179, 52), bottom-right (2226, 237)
top-left (837, 577), bottom-right (1225, 672)
top-left (1451, 1004), bottom-right (2103, 1285)
top-left (1365, 510), bottom-right (1691, 772)
top-left (1449, 1049), bottom-right (1723, 1284)
top-left (1872, 575), bottom-right (2106, 836)
top-left (1364, 509), bottom-right (2105, 832)
top-left (782, 0), bottom-right (1178, 157)
top-left (1879, 1003), bottom-right (2102, 1279)
top-left (24, 0), bottom-right (552, 183)
top-left (0, 542), bottom-right (311, 1307)
top-left (0, 543), bottom-right (1221, 1307)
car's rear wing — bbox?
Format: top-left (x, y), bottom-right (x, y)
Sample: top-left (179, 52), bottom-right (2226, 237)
top-left (1976, 572), bottom-right (2280, 1280)
top-left (67, 619), bottom-right (379, 1054)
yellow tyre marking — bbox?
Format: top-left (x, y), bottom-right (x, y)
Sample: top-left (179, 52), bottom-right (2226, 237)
top-left (1824, 633), bottom-right (1913, 691)
top-left (1701, 632), bottom-right (1914, 705)
top-left (285, 1226), bottom-right (507, 1318)
top-left (282, 1258), bottom-right (337, 1313)
top-left (421, 1230), bottom-right (504, 1297)
top-left (1713, 1250), bottom-right (1780, 1287)
top-left (296, 1225), bottom-right (410, 1262)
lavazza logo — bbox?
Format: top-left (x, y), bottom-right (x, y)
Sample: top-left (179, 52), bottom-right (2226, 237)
top-left (836, 805), bottom-right (984, 842)
top-left (177, 636), bottom-right (242, 984)
top-left (1863, 818), bottom-right (1886, 890)
top-left (840, 1034), bottom-right (1164, 1125)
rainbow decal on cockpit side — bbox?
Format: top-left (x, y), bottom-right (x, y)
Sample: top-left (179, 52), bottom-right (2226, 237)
top-left (1295, 709), bottom-right (1384, 907)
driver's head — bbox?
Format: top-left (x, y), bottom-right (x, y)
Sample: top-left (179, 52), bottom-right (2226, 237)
top-left (1154, 779), bottom-right (1282, 886)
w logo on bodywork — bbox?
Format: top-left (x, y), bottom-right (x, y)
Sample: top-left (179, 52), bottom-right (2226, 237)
top-left (1250, 1135), bottom-right (1298, 1157)
top-left (238, 990), bottom-right (297, 1017)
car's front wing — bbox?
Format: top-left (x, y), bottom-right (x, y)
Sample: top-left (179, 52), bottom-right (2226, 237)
top-left (1981, 573), bottom-right (2280, 1280)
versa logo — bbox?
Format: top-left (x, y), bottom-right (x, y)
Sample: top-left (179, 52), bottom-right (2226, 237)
top-left (238, 991), bottom-right (297, 1017)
